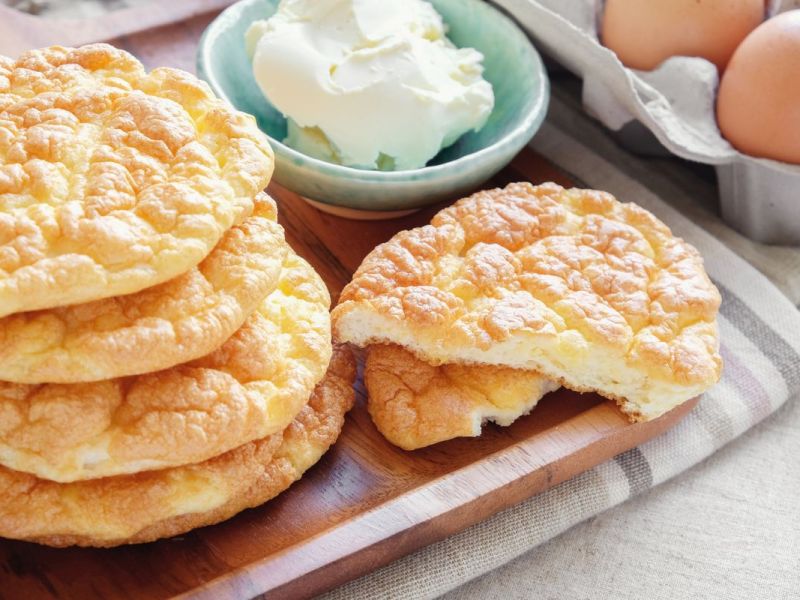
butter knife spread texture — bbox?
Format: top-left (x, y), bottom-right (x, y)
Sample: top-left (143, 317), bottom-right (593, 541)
top-left (246, 0), bottom-right (494, 170)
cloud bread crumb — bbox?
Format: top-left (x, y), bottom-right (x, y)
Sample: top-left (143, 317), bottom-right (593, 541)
top-left (0, 345), bottom-right (355, 547)
top-left (0, 250), bottom-right (332, 482)
top-left (0, 44), bottom-right (274, 316)
top-left (333, 182), bottom-right (722, 420)
top-left (0, 193), bottom-right (286, 383)
top-left (365, 343), bottom-right (559, 449)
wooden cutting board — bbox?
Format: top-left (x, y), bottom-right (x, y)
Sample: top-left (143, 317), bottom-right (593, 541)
top-left (0, 153), bottom-right (698, 600)
top-left (0, 9), bottom-right (698, 599)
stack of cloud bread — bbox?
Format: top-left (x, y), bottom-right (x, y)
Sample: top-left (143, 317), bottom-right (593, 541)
top-left (333, 182), bottom-right (722, 450)
top-left (0, 44), bottom-right (354, 547)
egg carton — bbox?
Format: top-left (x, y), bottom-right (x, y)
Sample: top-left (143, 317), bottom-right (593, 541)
top-left (493, 0), bottom-right (800, 245)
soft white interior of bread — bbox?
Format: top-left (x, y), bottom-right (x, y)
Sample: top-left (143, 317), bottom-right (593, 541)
top-left (338, 307), bottom-right (703, 420)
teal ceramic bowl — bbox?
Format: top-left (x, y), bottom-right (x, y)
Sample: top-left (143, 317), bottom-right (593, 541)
top-left (198, 0), bottom-right (549, 217)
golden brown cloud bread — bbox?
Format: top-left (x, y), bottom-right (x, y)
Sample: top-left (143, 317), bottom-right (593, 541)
top-left (0, 193), bottom-right (286, 383)
top-left (333, 182), bottom-right (722, 421)
top-left (365, 344), bottom-right (559, 450)
top-left (0, 44), bottom-right (274, 317)
top-left (0, 250), bottom-right (332, 482)
top-left (0, 345), bottom-right (356, 548)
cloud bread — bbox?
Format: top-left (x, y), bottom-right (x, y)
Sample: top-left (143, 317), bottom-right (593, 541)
top-left (0, 250), bottom-right (332, 482)
top-left (333, 182), bottom-right (722, 421)
top-left (365, 344), bottom-right (559, 450)
top-left (0, 345), bottom-right (355, 548)
top-left (0, 192), bottom-right (286, 383)
top-left (0, 44), bottom-right (274, 317)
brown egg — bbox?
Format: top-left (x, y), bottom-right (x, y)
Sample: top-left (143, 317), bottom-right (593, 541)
top-left (717, 10), bottom-right (800, 163)
top-left (602, 0), bottom-right (765, 71)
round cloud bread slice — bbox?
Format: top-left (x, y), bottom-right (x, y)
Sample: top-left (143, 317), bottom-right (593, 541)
top-left (365, 344), bottom-right (559, 450)
top-left (0, 44), bottom-right (274, 318)
top-left (0, 345), bottom-right (355, 548)
top-left (0, 193), bottom-right (286, 383)
top-left (0, 250), bottom-right (332, 483)
top-left (333, 182), bottom-right (722, 421)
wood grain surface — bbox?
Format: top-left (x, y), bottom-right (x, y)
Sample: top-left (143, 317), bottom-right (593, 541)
top-left (0, 158), bottom-right (699, 600)
top-left (0, 8), bottom-right (699, 600)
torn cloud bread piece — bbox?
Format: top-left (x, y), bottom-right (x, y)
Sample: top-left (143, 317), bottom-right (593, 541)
top-left (366, 344), bottom-right (559, 450)
top-left (333, 182), bottom-right (722, 423)
top-left (0, 44), bottom-right (274, 317)
top-left (0, 345), bottom-right (356, 548)
top-left (0, 250), bottom-right (332, 483)
top-left (0, 193), bottom-right (287, 384)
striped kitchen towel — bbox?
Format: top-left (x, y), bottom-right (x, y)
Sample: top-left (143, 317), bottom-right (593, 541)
top-left (321, 120), bottom-right (800, 600)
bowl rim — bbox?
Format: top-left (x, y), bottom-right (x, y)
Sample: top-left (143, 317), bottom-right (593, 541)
top-left (197, 0), bottom-right (549, 186)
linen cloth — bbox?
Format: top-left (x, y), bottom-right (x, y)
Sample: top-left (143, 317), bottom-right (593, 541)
top-left (12, 8), bottom-right (796, 596)
top-left (116, 19), bottom-right (800, 597)
top-left (321, 89), bottom-right (800, 599)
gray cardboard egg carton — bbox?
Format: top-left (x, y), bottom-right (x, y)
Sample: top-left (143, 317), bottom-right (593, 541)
top-left (494, 0), bottom-right (800, 245)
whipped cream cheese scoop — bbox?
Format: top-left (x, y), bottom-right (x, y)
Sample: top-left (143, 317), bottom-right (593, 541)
top-left (246, 0), bottom-right (494, 170)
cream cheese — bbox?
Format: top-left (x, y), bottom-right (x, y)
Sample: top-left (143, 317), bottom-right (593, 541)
top-left (246, 0), bottom-right (494, 170)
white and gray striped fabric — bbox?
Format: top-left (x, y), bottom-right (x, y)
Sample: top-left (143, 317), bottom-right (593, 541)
top-left (322, 95), bottom-right (800, 600)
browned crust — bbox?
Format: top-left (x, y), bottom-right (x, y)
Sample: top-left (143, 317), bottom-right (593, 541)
top-left (0, 44), bottom-right (274, 316)
top-left (0, 346), bottom-right (355, 548)
top-left (333, 182), bottom-right (722, 407)
top-left (365, 344), bottom-right (557, 449)
top-left (0, 193), bottom-right (286, 383)
top-left (0, 251), bottom-right (332, 482)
